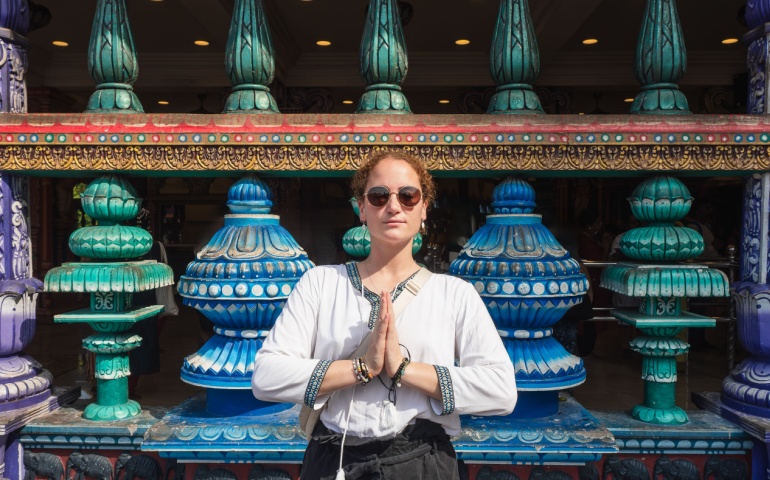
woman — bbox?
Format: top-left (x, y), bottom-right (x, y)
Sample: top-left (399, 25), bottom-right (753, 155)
top-left (252, 150), bottom-right (517, 480)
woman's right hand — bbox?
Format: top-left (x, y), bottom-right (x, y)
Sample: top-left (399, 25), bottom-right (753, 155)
top-left (364, 291), bottom-right (390, 376)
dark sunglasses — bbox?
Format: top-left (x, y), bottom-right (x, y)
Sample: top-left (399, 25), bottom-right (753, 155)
top-left (364, 186), bottom-right (422, 208)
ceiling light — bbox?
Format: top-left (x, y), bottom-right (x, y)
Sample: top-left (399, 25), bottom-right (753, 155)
top-left (316, 40), bottom-right (331, 46)
top-left (51, 40), bottom-right (69, 47)
top-left (582, 38), bottom-right (599, 45)
top-left (624, 98), bottom-right (635, 103)
top-left (149, 0), bottom-right (163, 2)
top-left (157, 101), bottom-right (169, 105)
top-left (439, 100), bottom-right (450, 104)
top-left (342, 100), bottom-right (354, 105)
top-left (722, 38), bottom-right (739, 45)
top-left (455, 39), bottom-right (470, 46)
top-left (194, 40), bottom-right (210, 46)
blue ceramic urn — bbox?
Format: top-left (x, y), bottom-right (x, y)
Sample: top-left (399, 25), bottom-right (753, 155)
top-left (178, 175), bottom-right (314, 416)
top-left (450, 177), bottom-right (588, 418)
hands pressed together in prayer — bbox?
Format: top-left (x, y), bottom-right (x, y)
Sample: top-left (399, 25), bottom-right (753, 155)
top-left (317, 290), bottom-right (440, 400)
top-left (364, 292), bottom-right (405, 378)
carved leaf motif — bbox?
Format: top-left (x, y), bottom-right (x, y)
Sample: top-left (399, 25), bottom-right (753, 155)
top-left (490, 0), bottom-right (539, 86)
top-left (226, 0), bottom-right (275, 86)
top-left (464, 224), bottom-right (568, 259)
top-left (198, 225), bottom-right (307, 261)
top-left (635, 0), bottom-right (687, 85)
top-left (360, 0), bottom-right (408, 85)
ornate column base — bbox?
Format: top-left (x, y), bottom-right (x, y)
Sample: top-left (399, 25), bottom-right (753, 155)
top-left (223, 84), bottom-right (279, 114)
top-left (0, 285), bottom-right (52, 413)
top-left (85, 83), bottom-right (144, 114)
top-left (53, 302), bottom-right (164, 422)
top-left (356, 84), bottom-right (412, 114)
top-left (83, 399), bottom-right (141, 423)
top-left (722, 358), bottom-right (770, 417)
top-left (82, 326), bottom-right (143, 422)
top-left (629, 83), bottom-right (691, 114)
top-left (487, 84), bottom-right (545, 114)
top-left (0, 356), bottom-right (51, 413)
top-left (631, 404), bottom-right (688, 425)
top-left (614, 309), bottom-right (715, 425)
top-left (723, 284), bottom-right (770, 419)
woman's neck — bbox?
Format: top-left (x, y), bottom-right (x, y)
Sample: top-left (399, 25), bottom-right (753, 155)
top-left (361, 241), bottom-right (420, 291)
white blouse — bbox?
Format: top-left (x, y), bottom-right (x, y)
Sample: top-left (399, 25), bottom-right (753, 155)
top-left (252, 263), bottom-right (517, 438)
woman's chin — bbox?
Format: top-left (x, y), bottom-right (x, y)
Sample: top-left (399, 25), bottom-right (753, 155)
top-left (371, 231), bottom-right (417, 247)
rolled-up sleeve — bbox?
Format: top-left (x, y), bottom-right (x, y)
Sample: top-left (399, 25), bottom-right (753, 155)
top-left (429, 281), bottom-right (517, 417)
top-left (252, 269), bottom-right (330, 408)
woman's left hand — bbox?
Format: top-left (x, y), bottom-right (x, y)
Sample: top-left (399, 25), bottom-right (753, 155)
top-left (382, 293), bottom-right (404, 378)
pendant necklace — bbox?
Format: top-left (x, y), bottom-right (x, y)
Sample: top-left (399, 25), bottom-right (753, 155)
top-left (361, 264), bottom-right (382, 295)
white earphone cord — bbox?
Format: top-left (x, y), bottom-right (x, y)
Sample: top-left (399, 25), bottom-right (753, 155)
top-left (335, 268), bottom-right (367, 479)
top-left (336, 388), bottom-right (356, 480)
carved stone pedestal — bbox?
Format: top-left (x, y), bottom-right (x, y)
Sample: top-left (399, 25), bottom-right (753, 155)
top-left (693, 392), bottom-right (764, 480)
top-left (21, 403), bottom-right (166, 480)
top-left (597, 407), bottom-right (753, 480)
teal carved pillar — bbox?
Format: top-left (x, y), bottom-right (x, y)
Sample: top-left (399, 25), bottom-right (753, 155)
top-left (357, 0), bottom-right (411, 114)
top-left (601, 176), bottom-right (728, 425)
top-left (487, 0), bottom-right (544, 114)
top-left (45, 176), bottom-right (173, 421)
top-left (630, 0), bottom-right (690, 114)
top-left (85, 0), bottom-right (143, 113)
top-left (223, 0), bottom-right (279, 114)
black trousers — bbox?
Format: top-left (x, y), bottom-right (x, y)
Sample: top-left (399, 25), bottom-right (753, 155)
top-left (301, 419), bottom-right (460, 480)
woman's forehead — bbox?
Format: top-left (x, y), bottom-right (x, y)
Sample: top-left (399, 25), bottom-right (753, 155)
top-left (367, 158), bottom-right (419, 184)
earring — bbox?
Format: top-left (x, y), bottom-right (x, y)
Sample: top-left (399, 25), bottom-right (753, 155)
top-left (420, 221), bottom-right (426, 235)
top-left (362, 220), bottom-right (367, 231)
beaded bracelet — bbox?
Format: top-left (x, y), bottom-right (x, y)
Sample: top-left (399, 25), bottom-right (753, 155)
top-left (391, 357), bottom-right (411, 388)
top-left (353, 356), bottom-right (373, 386)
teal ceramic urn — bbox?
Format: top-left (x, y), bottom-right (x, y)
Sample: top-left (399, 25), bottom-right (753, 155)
top-left (450, 177), bottom-right (588, 418)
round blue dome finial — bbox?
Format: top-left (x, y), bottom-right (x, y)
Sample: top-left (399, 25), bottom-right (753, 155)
top-left (227, 175), bottom-right (274, 214)
top-left (491, 177), bottom-right (536, 214)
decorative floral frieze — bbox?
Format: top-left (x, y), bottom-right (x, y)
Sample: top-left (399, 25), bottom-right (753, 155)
top-left (0, 144), bottom-right (769, 173)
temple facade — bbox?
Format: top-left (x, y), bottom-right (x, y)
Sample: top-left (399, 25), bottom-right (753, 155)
top-left (0, 0), bottom-right (768, 479)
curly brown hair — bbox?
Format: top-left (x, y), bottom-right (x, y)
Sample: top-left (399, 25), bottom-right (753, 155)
top-left (351, 149), bottom-right (435, 207)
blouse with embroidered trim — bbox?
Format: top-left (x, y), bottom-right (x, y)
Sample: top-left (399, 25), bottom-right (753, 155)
top-left (251, 263), bottom-right (517, 438)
